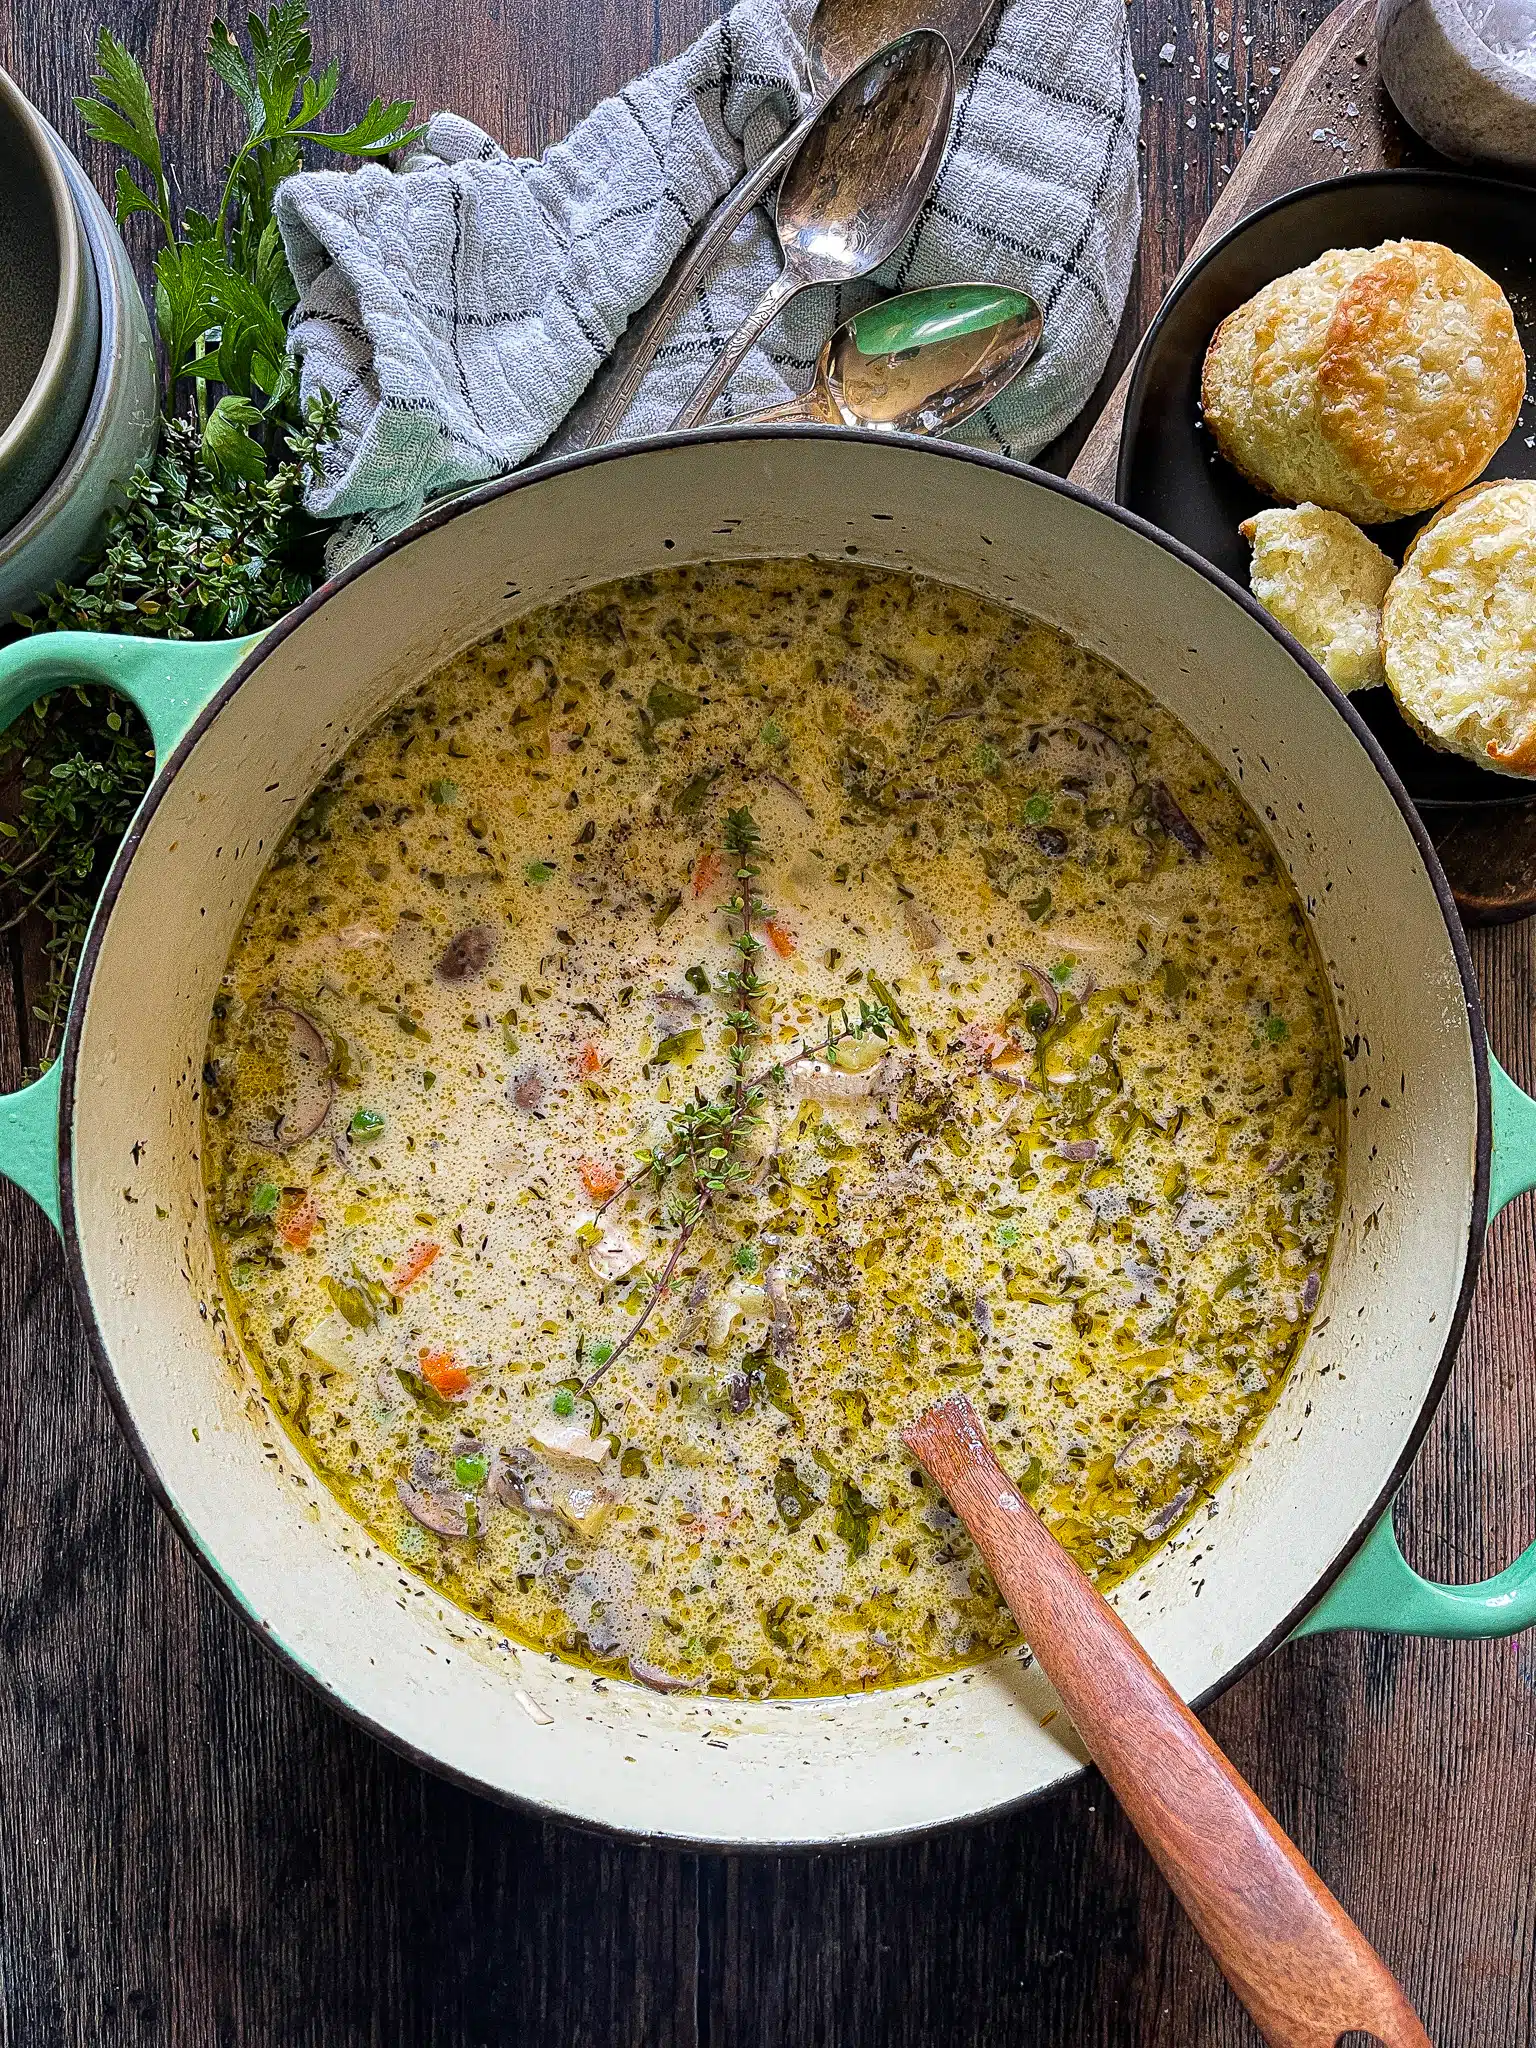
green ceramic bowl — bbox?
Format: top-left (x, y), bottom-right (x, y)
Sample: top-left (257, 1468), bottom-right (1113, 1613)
top-left (0, 67), bottom-right (99, 535)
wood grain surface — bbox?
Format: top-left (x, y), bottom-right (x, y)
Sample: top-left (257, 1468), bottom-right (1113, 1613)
top-left (1, 3), bottom-right (1534, 2045)
top-left (905, 1397), bottom-right (1430, 2048)
top-left (1066, 0), bottom-right (1406, 499)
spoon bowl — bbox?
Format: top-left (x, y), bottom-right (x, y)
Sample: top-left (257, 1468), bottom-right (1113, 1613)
top-left (740, 281), bottom-right (1041, 433)
top-left (672, 31), bottom-right (957, 430)
top-left (808, 0), bottom-right (996, 93)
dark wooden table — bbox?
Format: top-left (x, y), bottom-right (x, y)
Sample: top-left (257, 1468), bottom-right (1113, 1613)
top-left (2, 3), bottom-right (1534, 2042)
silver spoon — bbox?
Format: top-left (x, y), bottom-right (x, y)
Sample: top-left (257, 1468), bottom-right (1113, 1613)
top-left (734, 280), bottom-right (1041, 433)
top-left (671, 32), bottom-right (956, 432)
top-left (586, 0), bottom-right (995, 446)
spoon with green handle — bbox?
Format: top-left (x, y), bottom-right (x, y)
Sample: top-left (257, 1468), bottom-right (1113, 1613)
top-left (587, 0), bottom-right (996, 447)
top-left (734, 281), bottom-right (1040, 431)
top-left (671, 32), bottom-right (955, 433)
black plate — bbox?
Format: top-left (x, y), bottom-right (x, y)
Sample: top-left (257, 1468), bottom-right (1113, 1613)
top-left (1118, 170), bottom-right (1536, 809)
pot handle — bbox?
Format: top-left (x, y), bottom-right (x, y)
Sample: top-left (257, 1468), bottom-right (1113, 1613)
top-left (1296, 1053), bottom-right (1536, 1639)
top-left (0, 631), bottom-right (259, 1232)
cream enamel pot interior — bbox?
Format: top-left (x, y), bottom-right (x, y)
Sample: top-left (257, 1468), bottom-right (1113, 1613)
top-left (3, 430), bottom-right (1536, 1849)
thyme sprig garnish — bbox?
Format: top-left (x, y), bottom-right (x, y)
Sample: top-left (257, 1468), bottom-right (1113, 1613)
top-left (582, 809), bottom-right (891, 1393)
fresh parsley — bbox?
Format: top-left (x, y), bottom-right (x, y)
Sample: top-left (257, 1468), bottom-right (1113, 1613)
top-left (0, 5), bottom-right (421, 1066)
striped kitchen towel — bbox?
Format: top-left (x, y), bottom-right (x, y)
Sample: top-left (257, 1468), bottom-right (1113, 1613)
top-left (274, 0), bottom-right (1141, 570)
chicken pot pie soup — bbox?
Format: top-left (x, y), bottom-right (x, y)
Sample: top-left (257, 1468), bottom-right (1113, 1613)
top-left (203, 561), bottom-right (1343, 1700)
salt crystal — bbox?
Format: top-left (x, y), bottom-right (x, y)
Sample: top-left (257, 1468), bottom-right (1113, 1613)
top-left (1312, 126), bottom-right (1327, 139)
top-left (1187, 113), bottom-right (1197, 126)
top-left (1214, 50), bottom-right (1230, 68)
top-left (1160, 40), bottom-right (1176, 60)
top-left (1467, 0), bottom-right (1536, 71)
top-left (1345, 100), bottom-right (1358, 115)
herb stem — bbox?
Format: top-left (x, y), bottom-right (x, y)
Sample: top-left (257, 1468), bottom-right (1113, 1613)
top-left (583, 1201), bottom-right (706, 1391)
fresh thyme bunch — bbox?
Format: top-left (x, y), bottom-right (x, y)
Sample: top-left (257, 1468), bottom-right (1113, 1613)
top-left (0, 5), bottom-right (421, 1063)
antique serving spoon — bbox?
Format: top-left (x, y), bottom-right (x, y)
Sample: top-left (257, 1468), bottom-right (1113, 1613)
top-left (671, 32), bottom-right (955, 432)
top-left (586, 0), bottom-right (995, 445)
top-left (733, 280), bottom-right (1040, 432)
top-left (903, 1395), bottom-right (1431, 2048)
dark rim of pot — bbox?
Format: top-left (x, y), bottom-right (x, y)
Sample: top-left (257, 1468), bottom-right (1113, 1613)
top-left (53, 425), bottom-right (1493, 1853)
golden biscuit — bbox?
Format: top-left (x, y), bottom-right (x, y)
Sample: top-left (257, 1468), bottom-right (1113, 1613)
top-left (1240, 504), bottom-right (1395, 691)
top-left (1381, 479), bottom-right (1536, 773)
top-left (1202, 240), bottom-right (1524, 522)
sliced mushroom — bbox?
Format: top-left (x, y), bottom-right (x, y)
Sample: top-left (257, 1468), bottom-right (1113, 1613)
top-left (253, 1001), bottom-right (336, 1150)
top-left (437, 923), bottom-right (498, 981)
top-left (397, 1478), bottom-right (469, 1538)
top-left (676, 1268), bottom-right (715, 1349)
top-left (489, 1447), bottom-right (555, 1516)
top-left (1144, 1481), bottom-right (1199, 1541)
top-left (510, 1068), bottom-right (546, 1113)
top-left (1017, 722), bottom-right (1136, 791)
top-left (1150, 781), bottom-right (1206, 857)
top-left (628, 1657), bottom-right (706, 1695)
top-left (1020, 963), bottom-right (1060, 1027)
top-left (763, 1260), bottom-right (797, 1361)
top-left (653, 989), bottom-right (701, 1030)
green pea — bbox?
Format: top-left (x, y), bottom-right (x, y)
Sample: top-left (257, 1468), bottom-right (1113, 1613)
top-left (349, 1108), bottom-right (385, 1141)
top-left (250, 1180), bottom-right (279, 1217)
top-left (453, 1450), bottom-right (489, 1489)
top-left (552, 1388), bottom-right (575, 1417)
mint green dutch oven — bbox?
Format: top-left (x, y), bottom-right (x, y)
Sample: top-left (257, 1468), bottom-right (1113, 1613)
top-left (1, 429), bottom-right (1533, 1846)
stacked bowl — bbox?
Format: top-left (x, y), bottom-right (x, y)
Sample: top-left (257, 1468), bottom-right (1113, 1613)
top-left (0, 66), bottom-right (157, 619)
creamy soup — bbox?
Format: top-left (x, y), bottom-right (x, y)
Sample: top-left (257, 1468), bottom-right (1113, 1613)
top-left (203, 562), bottom-right (1342, 1698)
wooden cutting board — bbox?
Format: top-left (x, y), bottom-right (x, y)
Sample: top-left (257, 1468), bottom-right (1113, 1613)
top-left (1067, 0), bottom-right (1536, 924)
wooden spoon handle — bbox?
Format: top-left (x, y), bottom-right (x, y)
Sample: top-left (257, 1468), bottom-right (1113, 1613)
top-left (902, 1396), bottom-right (1431, 2048)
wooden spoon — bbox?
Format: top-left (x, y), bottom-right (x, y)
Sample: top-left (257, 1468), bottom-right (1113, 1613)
top-left (901, 1394), bottom-right (1431, 2048)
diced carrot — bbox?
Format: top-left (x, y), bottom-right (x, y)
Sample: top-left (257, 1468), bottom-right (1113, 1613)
top-left (579, 1157), bottom-right (621, 1202)
top-left (390, 1238), bottom-right (440, 1293)
top-left (764, 916), bottom-right (796, 958)
top-left (419, 1347), bottom-right (470, 1398)
top-left (691, 846), bottom-right (723, 897)
top-left (275, 1190), bottom-right (320, 1249)
top-left (577, 1042), bottom-right (602, 1077)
